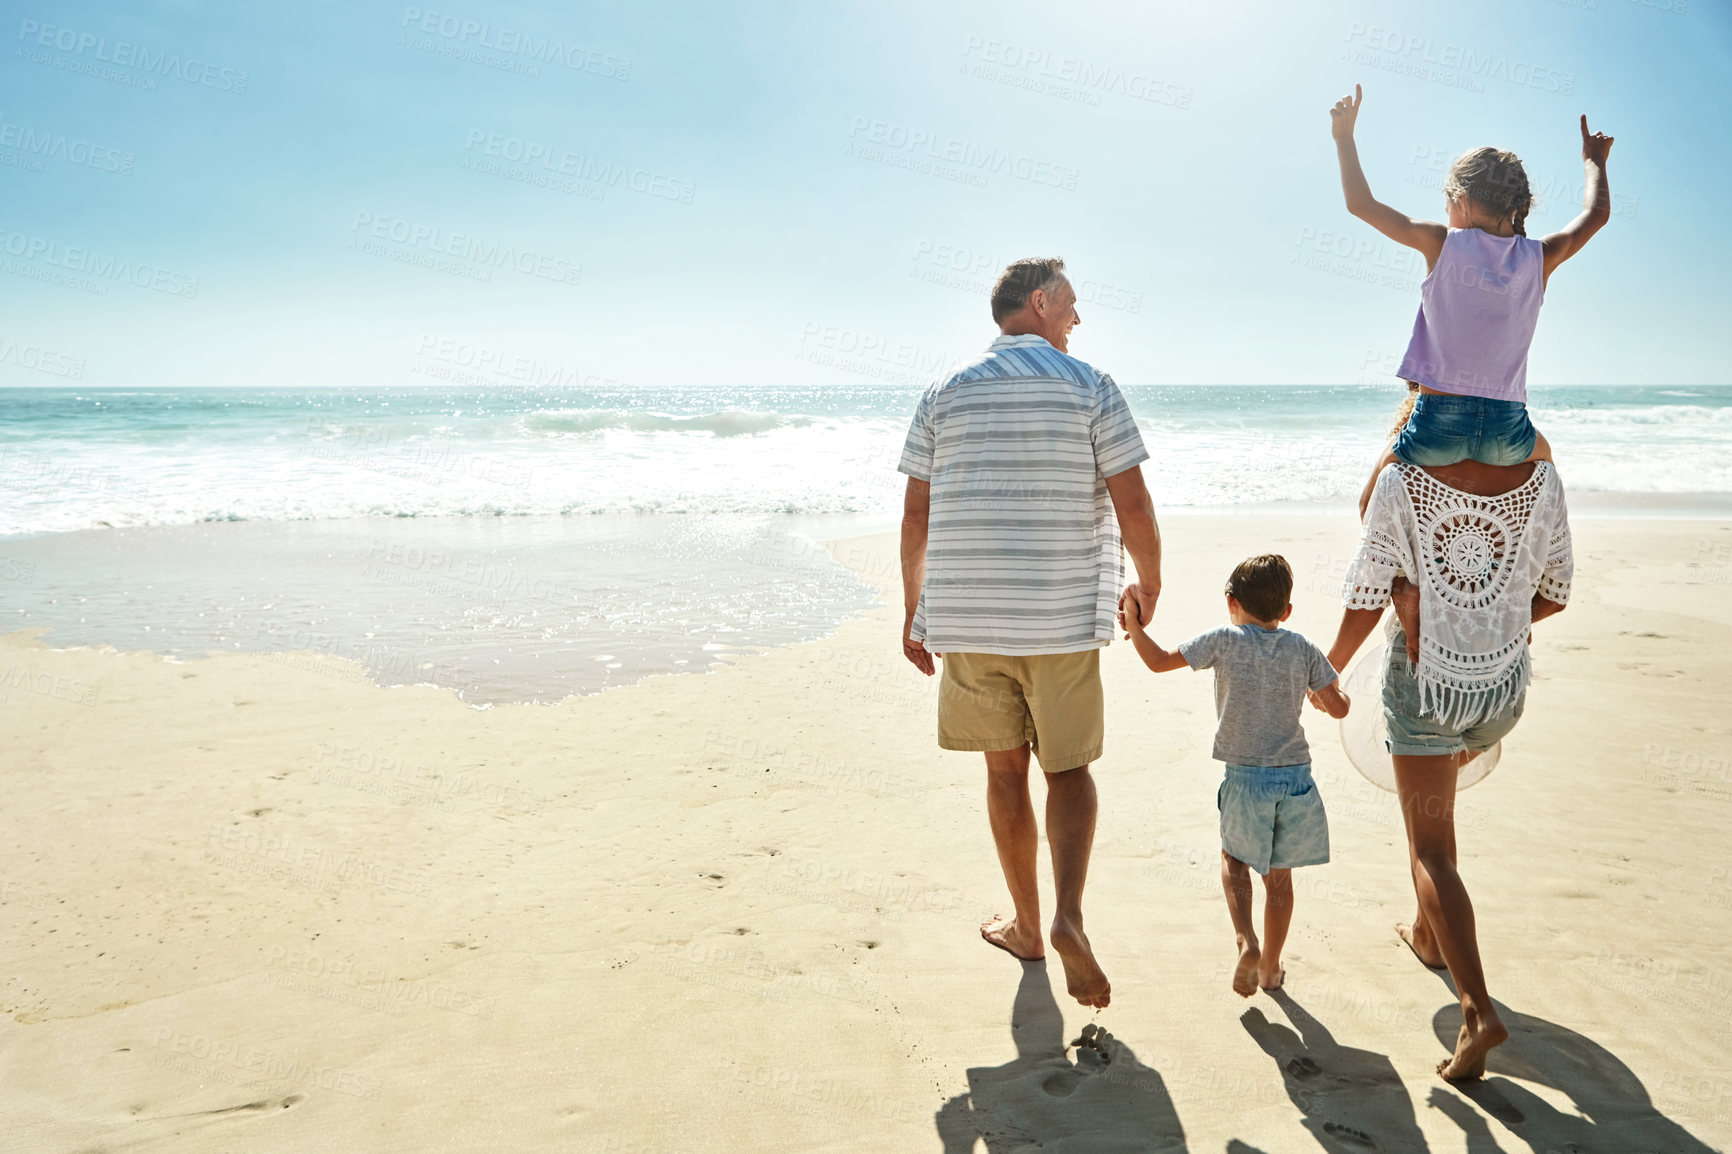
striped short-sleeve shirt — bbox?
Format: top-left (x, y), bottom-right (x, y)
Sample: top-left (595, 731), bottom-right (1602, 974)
top-left (898, 333), bottom-right (1149, 656)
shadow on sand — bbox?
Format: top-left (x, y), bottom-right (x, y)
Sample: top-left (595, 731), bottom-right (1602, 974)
top-left (935, 958), bottom-right (1190, 1152)
top-left (1427, 1000), bottom-right (1719, 1153)
top-left (1236, 986), bottom-right (1720, 1153)
top-left (1240, 990), bottom-right (1429, 1153)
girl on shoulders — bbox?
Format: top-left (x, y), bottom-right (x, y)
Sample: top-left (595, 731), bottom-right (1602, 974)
top-left (1329, 84), bottom-right (1616, 517)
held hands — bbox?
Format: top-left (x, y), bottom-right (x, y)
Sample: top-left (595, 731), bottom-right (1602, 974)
top-left (1580, 114), bottom-right (1614, 166)
top-left (1118, 582), bottom-right (1156, 638)
top-left (1330, 83), bottom-right (1363, 141)
top-left (1307, 687), bottom-right (1352, 717)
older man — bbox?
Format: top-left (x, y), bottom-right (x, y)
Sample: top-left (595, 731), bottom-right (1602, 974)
top-left (898, 257), bottom-right (1161, 1009)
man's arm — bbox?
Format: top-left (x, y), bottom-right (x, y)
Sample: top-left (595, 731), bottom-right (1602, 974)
top-left (1542, 115), bottom-right (1614, 283)
top-left (1105, 465), bottom-right (1161, 625)
top-left (900, 477), bottom-right (934, 675)
top-left (1331, 84), bottom-right (1448, 268)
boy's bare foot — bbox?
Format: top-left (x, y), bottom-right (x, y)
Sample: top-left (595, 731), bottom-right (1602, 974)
top-left (1258, 965), bottom-right (1285, 992)
top-left (1437, 1006), bottom-right (1509, 1082)
top-left (1049, 917), bottom-right (1111, 1008)
top-left (980, 915), bottom-right (1043, 961)
top-left (1396, 921), bottom-right (1447, 969)
top-left (1232, 934), bottom-right (1261, 997)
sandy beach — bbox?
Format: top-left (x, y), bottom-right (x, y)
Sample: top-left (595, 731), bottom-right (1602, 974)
top-left (3, 512), bottom-right (1730, 1152)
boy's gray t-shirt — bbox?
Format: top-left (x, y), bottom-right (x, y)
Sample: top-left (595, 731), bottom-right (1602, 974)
top-left (1179, 624), bottom-right (1339, 767)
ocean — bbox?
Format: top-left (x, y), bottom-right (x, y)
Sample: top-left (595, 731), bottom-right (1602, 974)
top-left (3, 384), bottom-right (1729, 703)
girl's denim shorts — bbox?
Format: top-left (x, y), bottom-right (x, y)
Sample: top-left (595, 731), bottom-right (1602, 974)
top-left (1392, 393), bottom-right (1537, 467)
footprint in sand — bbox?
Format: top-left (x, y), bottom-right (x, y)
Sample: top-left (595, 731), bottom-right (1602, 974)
top-left (1070, 1023), bottom-right (1116, 1070)
top-left (1041, 1072), bottom-right (1081, 1097)
top-left (1321, 1121), bottom-right (1377, 1148)
top-left (1286, 1056), bottom-right (1322, 1081)
top-left (1041, 1024), bottom-right (1118, 1097)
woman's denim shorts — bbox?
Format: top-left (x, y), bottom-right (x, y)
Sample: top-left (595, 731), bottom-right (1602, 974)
top-left (1382, 627), bottom-right (1526, 757)
top-left (1392, 393), bottom-right (1537, 467)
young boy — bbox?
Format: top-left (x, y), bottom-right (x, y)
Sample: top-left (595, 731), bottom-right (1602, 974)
top-left (1121, 555), bottom-right (1351, 996)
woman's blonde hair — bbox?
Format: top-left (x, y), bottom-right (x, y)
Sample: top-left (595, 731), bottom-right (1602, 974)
top-left (1389, 381), bottom-right (1421, 440)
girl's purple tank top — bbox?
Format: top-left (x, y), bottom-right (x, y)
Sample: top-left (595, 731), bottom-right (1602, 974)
top-left (1397, 228), bottom-right (1545, 403)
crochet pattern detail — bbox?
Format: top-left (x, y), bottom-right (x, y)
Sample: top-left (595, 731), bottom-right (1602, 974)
top-left (1342, 462), bottom-right (1573, 729)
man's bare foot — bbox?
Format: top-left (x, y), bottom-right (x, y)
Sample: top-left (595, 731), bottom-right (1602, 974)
top-left (980, 915), bottom-right (1043, 961)
top-left (1258, 964), bottom-right (1285, 992)
top-left (1396, 921), bottom-right (1447, 969)
top-left (1437, 1006), bottom-right (1509, 1082)
top-left (1049, 917), bottom-right (1110, 1008)
top-left (1232, 934), bottom-right (1261, 997)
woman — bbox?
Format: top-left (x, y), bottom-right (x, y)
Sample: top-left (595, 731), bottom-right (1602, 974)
top-left (1322, 445), bottom-right (1573, 1081)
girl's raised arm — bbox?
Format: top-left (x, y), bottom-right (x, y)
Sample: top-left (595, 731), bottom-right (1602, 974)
top-left (1331, 85), bottom-right (1448, 269)
top-left (1541, 115), bottom-right (1614, 284)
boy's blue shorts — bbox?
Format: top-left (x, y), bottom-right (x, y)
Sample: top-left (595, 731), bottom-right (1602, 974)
top-left (1218, 763), bottom-right (1330, 875)
top-left (1392, 393), bottom-right (1538, 467)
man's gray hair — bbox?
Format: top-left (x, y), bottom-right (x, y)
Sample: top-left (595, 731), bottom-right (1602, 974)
top-left (990, 257), bottom-right (1066, 322)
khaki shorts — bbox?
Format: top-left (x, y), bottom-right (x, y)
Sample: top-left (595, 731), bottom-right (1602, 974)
top-left (938, 650), bottom-right (1104, 773)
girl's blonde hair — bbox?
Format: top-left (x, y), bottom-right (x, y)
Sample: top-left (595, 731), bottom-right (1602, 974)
top-left (1444, 146), bottom-right (1534, 237)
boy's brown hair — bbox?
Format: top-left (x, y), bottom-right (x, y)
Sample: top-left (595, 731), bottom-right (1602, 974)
top-left (1226, 554), bottom-right (1293, 622)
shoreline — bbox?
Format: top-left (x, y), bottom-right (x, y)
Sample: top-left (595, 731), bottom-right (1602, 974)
top-left (2, 507), bottom-right (1730, 708)
top-left (4, 481), bottom-right (1730, 550)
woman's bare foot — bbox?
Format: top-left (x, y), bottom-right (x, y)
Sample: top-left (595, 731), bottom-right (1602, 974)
top-left (1437, 1005), bottom-right (1509, 1082)
top-left (1049, 917), bottom-right (1111, 1008)
top-left (1232, 934), bottom-right (1262, 997)
top-left (1396, 920), bottom-right (1447, 969)
top-left (980, 915), bottom-right (1044, 961)
top-left (1258, 964), bottom-right (1285, 992)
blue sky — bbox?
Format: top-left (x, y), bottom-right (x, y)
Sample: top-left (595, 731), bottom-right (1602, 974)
top-left (0, 0), bottom-right (1726, 388)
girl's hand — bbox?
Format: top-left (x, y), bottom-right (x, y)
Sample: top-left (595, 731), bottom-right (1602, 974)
top-left (1580, 114), bottom-right (1613, 166)
top-left (1330, 84), bottom-right (1363, 141)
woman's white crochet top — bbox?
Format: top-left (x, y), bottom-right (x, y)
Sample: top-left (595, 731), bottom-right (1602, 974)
top-left (1344, 462), bottom-right (1574, 728)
